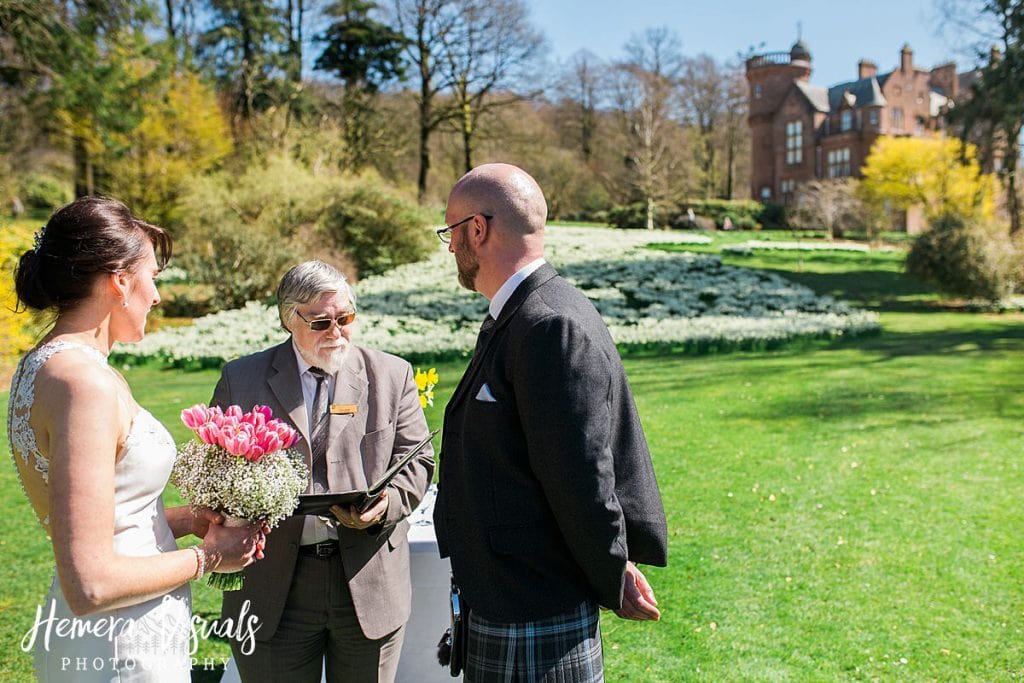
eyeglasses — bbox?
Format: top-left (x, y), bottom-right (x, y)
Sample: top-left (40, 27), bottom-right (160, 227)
top-left (295, 309), bottom-right (357, 331)
top-left (436, 214), bottom-right (493, 244)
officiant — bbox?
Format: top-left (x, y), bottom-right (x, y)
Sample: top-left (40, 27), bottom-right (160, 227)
top-left (210, 260), bottom-right (434, 683)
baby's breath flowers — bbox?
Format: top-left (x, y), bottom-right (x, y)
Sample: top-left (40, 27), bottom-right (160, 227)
top-left (173, 404), bottom-right (308, 590)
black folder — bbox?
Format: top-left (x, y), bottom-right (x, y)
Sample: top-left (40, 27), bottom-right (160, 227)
top-left (293, 428), bottom-right (439, 516)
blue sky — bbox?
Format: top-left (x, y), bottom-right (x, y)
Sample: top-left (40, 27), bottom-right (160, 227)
top-left (528, 0), bottom-right (991, 88)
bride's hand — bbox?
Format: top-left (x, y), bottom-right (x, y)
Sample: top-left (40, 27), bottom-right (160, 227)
top-left (200, 522), bottom-right (266, 573)
top-left (189, 506), bottom-right (224, 539)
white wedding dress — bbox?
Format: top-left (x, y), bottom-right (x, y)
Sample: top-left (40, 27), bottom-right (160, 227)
top-left (8, 340), bottom-right (192, 682)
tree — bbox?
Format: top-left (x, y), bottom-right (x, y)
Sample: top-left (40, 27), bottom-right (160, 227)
top-left (859, 137), bottom-right (997, 225)
top-left (198, 0), bottom-right (288, 131)
top-left (679, 53), bottom-right (723, 199)
top-left (787, 179), bottom-right (863, 239)
top-left (102, 69), bottom-right (232, 224)
top-left (609, 28), bottom-right (685, 229)
top-left (391, 0), bottom-right (460, 202)
top-left (552, 49), bottom-right (603, 163)
top-left (45, 2), bottom-right (166, 197)
top-left (719, 63), bottom-right (749, 200)
top-left (162, 0), bottom-right (198, 64)
top-left (439, 0), bottom-right (544, 173)
top-left (0, 2), bottom-right (62, 176)
top-left (942, 0), bottom-right (1024, 234)
top-left (315, 0), bottom-right (407, 170)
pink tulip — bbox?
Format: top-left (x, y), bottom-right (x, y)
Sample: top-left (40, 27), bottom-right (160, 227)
top-left (181, 404), bottom-right (210, 430)
top-left (259, 432), bottom-right (282, 453)
top-left (243, 446), bottom-right (265, 462)
top-left (225, 405), bottom-right (243, 419)
top-left (197, 423), bottom-right (220, 445)
top-left (246, 405), bottom-right (272, 428)
top-left (223, 431), bottom-right (252, 457)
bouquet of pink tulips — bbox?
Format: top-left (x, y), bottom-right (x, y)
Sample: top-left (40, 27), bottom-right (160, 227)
top-left (173, 404), bottom-right (309, 590)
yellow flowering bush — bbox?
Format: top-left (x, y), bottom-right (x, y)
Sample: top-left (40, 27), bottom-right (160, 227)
top-left (0, 220), bottom-right (38, 367)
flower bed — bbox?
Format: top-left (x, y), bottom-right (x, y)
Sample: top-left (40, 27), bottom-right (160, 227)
top-left (113, 227), bottom-right (879, 367)
top-left (722, 239), bottom-right (896, 255)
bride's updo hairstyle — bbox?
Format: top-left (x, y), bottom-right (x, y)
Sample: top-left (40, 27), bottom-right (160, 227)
top-left (14, 196), bottom-right (172, 313)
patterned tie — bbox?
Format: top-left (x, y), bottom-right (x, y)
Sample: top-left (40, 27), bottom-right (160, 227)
top-left (308, 367), bottom-right (330, 494)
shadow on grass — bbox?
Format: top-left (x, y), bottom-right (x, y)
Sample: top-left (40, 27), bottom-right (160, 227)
top-left (749, 267), bottom-right (939, 313)
top-left (855, 325), bottom-right (1024, 356)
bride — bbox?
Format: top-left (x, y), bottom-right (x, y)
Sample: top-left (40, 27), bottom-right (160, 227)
top-left (8, 197), bottom-right (264, 681)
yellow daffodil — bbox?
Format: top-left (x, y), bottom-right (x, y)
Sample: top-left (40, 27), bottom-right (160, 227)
top-left (415, 367), bottom-right (439, 409)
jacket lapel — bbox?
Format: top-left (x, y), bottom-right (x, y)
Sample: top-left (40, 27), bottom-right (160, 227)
top-left (448, 263), bottom-right (559, 410)
top-left (267, 339), bottom-right (312, 462)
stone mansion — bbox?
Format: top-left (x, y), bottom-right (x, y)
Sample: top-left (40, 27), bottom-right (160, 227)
top-left (745, 40), bottom-right (976, 213)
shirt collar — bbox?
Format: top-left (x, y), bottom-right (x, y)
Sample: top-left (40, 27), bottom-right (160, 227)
top-left (489, 257), bottom-right (546, 320)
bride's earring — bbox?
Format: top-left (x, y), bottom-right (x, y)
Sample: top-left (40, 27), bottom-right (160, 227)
top-left (122, 299), bottom-right (129, 308)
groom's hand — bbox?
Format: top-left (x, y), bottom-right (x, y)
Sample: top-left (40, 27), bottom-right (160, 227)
top-left (614, 562), bottom-right (661, 621)
top-left (329, 491), bottom-right (388, 530)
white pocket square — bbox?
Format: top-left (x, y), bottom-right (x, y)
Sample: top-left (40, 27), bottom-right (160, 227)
top-left (475, 383), bottom-right (497, 402)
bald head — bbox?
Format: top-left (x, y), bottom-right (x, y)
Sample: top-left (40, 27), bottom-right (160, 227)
top-left (448, 163), bottom-right (548, 237)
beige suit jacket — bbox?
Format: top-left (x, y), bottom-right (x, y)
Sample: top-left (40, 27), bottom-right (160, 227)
top-left (212, 340), bottom-right (434, 640)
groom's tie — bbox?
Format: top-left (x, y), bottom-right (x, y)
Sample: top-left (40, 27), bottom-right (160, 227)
top-left (474, 314), bottom-right (496, 357)
top-left (309, 367), bottom-right (330, 494)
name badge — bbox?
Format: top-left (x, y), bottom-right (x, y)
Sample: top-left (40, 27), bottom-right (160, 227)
top-left (330, 404), bottom-right (358, 415)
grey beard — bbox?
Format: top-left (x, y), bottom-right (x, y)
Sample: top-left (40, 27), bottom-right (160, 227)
top-left (297, 343), bottom-right (350, 374)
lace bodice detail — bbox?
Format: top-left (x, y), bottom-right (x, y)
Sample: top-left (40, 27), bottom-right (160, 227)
top-left (8, 340), bottom-right (113, 483)
top-left (8, 341), bottom-right (116, 527)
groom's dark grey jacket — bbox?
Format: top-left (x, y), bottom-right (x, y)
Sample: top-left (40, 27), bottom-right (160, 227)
top-left (434, 263), bottom-right (668, 622)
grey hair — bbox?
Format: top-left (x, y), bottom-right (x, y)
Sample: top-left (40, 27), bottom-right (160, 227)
top-left (276, 260), bottom-right (356, 328)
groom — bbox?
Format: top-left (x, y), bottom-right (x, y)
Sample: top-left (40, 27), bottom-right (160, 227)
top-left (210, 260), bottom-right (434, 683)
top-left (433, 163), bottom-right (668, 681)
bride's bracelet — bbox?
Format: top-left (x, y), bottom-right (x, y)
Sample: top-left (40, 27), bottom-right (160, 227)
top-left (190, 546), bottom-right (206, 581)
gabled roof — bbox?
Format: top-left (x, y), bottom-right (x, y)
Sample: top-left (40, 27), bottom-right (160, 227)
top-left (794, 80), bottom-right (830, 112)
top-left (827, 75), bottom-right (888, 110)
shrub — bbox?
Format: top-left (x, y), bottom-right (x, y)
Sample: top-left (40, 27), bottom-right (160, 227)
top-left (178, 227), bottom-right (301, 309)
top-left (319, 175), bottom-right (435, 277)
top-left (758, 202), bottom-right (788, 230)
top-left (906, 213), bottom-right (1021, 302)
top-left (608, 203), bottom-right (652, 229)
top-left (0, 220), bottom-right (41, 360)
top-left (173, 156), bottom-right (341, 311)
top-left (668, 199), bottom-right (764, 230)
top-left (20, 173), bottom-right (71, 211)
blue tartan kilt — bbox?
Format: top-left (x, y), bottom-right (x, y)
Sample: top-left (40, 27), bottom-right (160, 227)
top-left (464, 600), bottom-right (604, 682)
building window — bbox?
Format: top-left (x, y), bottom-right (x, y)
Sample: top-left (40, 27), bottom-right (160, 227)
top-left (869, 109), bottom-right (879, 126)
top-left (754, 84), bottom-right (763, 99)
top-left (785, 120), bottom-right (803, 164)
top-left (841, 111), bottom-right (852, 131)
top-left (780, 179), bottom-right (796, 204)
top-left (760, 186), bottom-right (772, 201)
top-left (827, 148), bottom-right (851, 178)
top-left (915, 116), bottom-right (925, 136)
top-left (891, 107), bottom-right (904, 131)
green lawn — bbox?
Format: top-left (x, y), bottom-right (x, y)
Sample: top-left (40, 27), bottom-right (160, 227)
top-left (2, 242), bottom-right (1022, 681)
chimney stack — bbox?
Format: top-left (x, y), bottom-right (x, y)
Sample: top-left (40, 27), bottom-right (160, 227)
top-left (858, 59), bottom-right (878, 80)
top-left (901, 44), bottom-right (913, 72)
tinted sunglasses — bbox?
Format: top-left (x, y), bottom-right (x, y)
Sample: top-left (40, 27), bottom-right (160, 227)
top-left (295, 310), bottom-right (357, 331)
